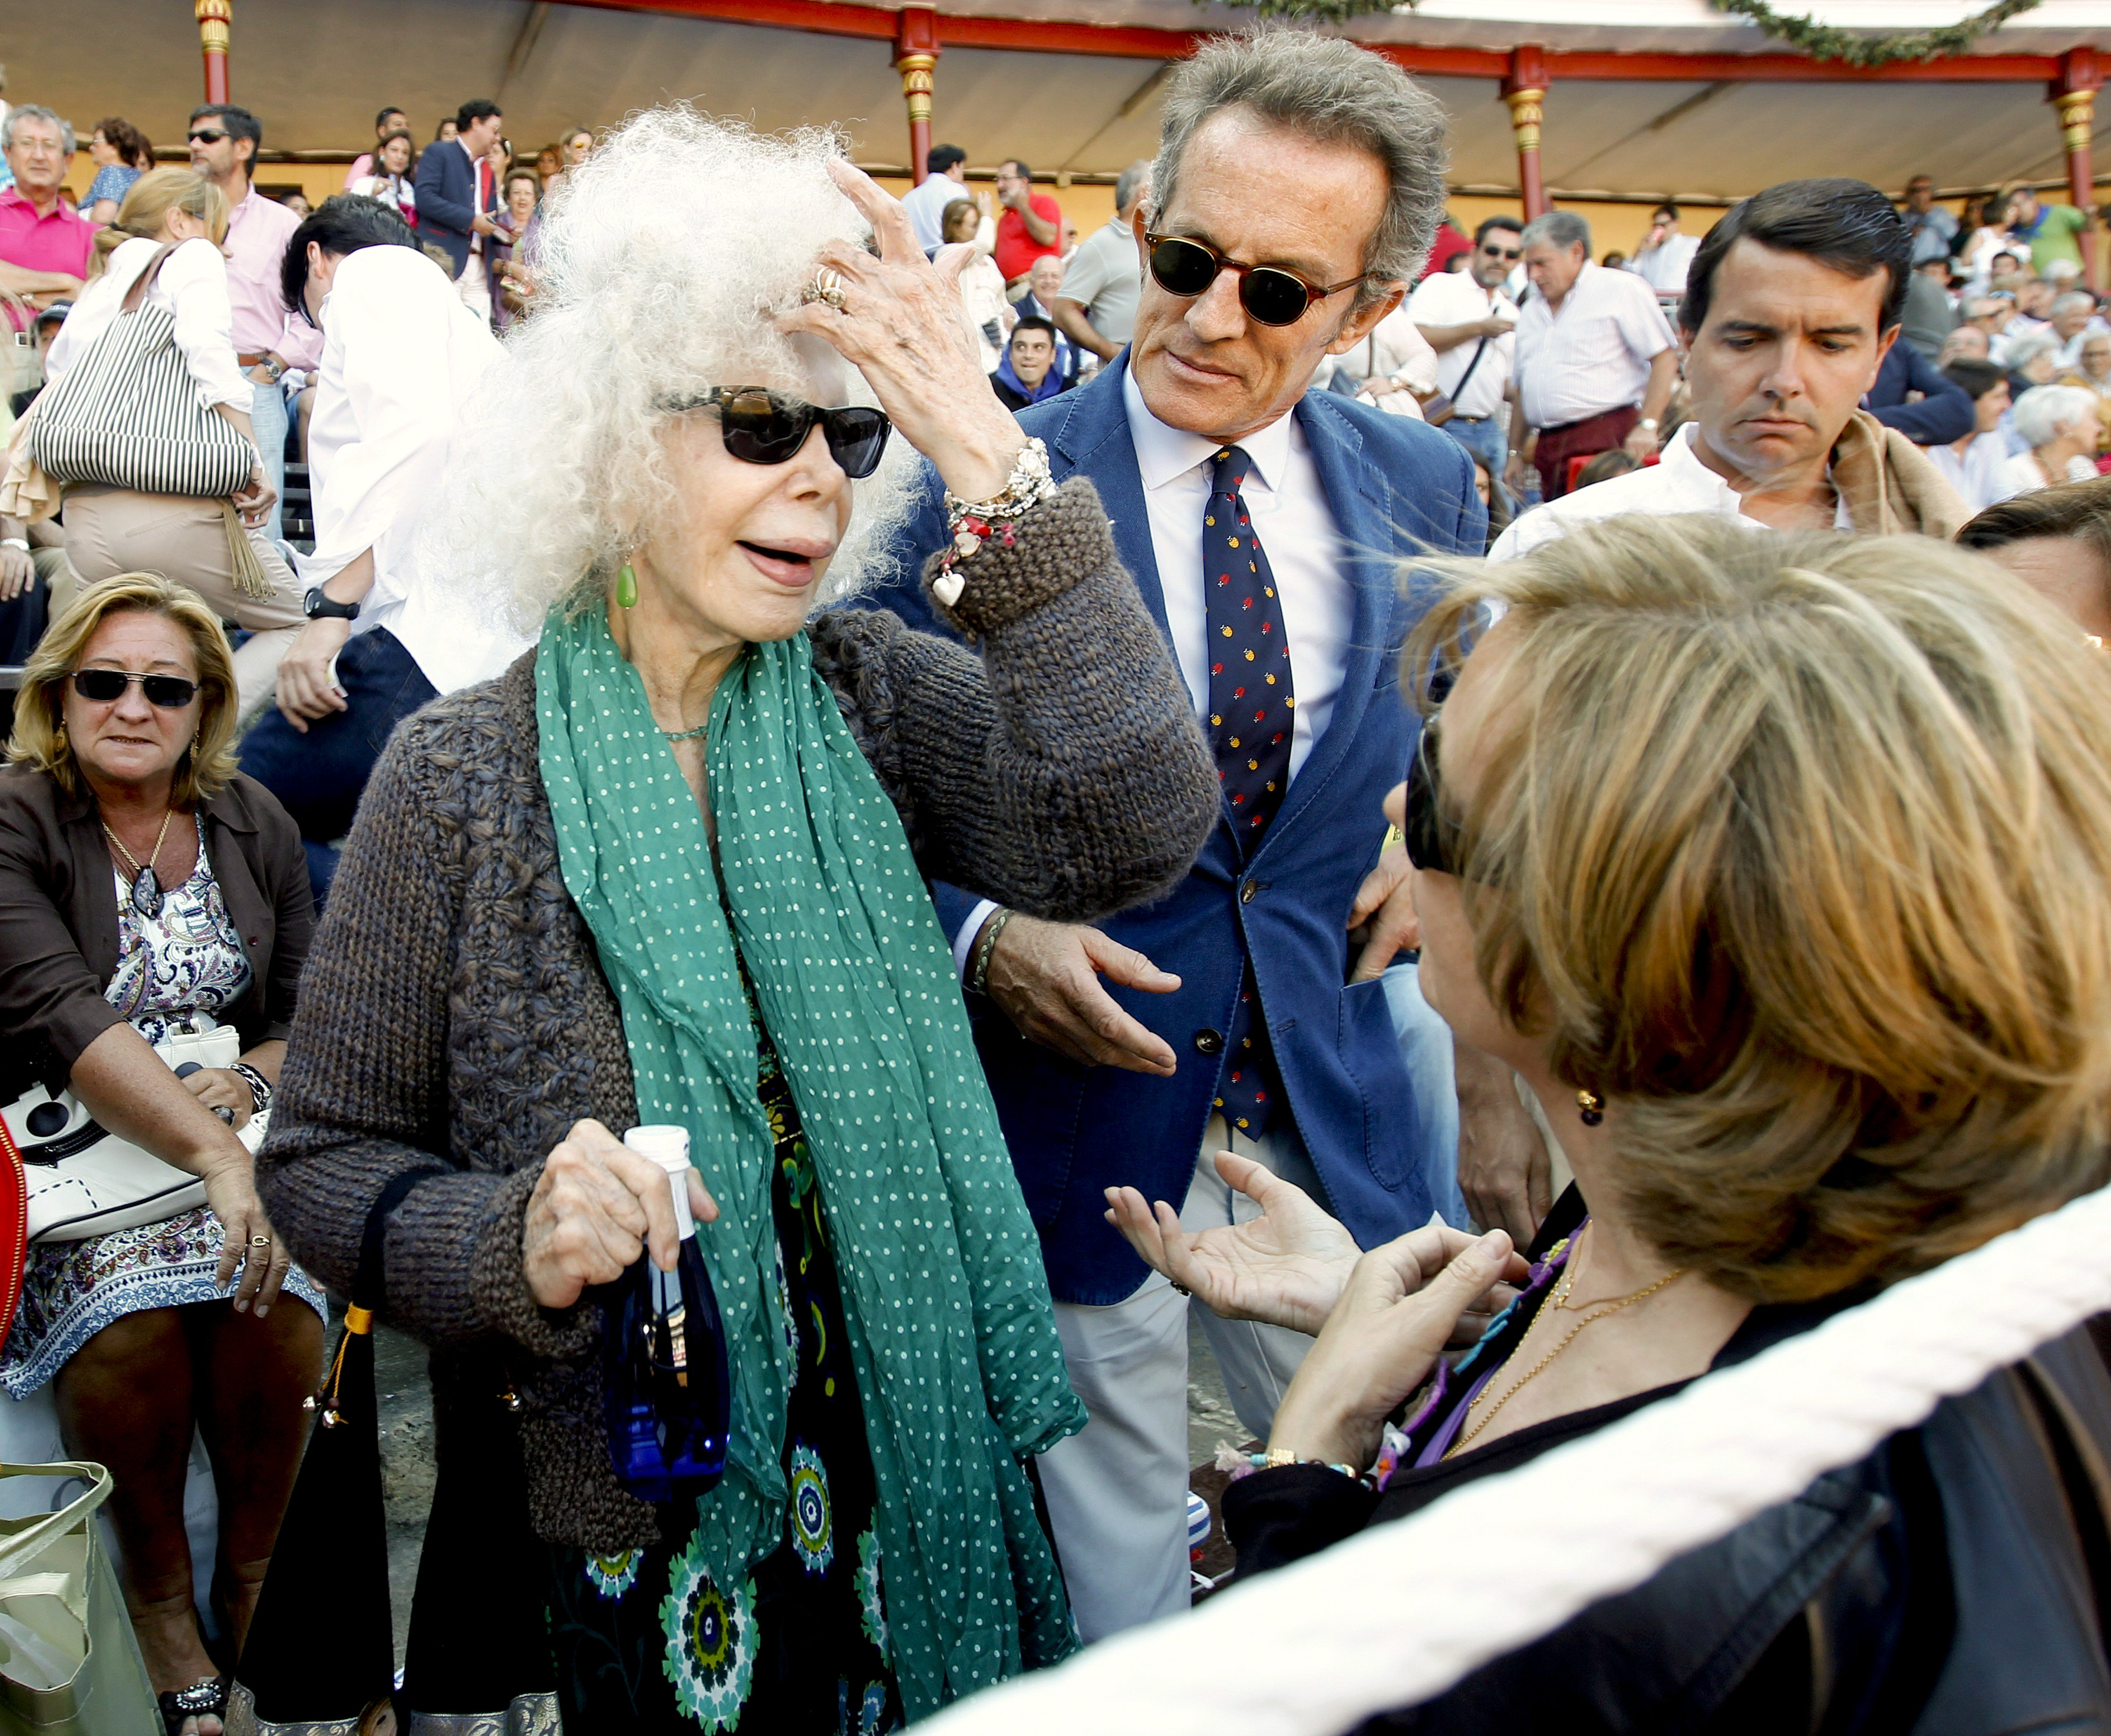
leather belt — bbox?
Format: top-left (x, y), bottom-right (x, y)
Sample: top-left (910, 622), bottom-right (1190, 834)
top-left (237, 351), bottom-right (271, 367)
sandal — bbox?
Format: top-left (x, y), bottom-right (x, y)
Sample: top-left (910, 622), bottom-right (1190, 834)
top-left (158, 1673), bottom-right (227, 1736)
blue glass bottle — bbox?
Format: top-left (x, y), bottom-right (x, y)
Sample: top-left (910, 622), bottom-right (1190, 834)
top-left (602, 1127), bottom-right (730, 1502)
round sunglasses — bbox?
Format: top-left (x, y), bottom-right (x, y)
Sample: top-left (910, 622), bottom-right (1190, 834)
top-left (71, 669), bottom-right (200, 709)
top-left (658, 387), bottom-right (891, 479)
top-left (1144, 232), bottom-right (1370, 328)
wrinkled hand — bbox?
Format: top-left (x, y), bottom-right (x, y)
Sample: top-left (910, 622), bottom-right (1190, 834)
top-left (1454, 1042), bottom-right (1551, 1243)
top-left (1266, 1228), bottom-right (1527, 1471)
top-left (776, 159), bottom-right (1025, 503)
top-left (1105, 1150), bottom-right (1362, 1334)
top-left (0, 543), bottom-right (33, 603)
top-left (275, 616), bottom-right (351, 730)
top-left (1347, 841), bottom-right (1417, 982)
top-left (200, 1156), bottom-right (292, 1315)
top-left (522, 1119), bottom-right (720, 1310)
top-left (182, 1065), bottom-right (253, 1132)
top-left (983, 913), bottom-right (1180, 1075)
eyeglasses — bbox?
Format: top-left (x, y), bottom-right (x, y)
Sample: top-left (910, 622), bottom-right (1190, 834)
top-left (1401, 720), bottom-right (1466, 877)
top-left (1481, 246), bottom-right (1522, 261)
top-left (658, 388), bottom-right (892, 479)
top-left (1144, 232), bottom-right (1368, 328)
top-left (70, 669), bottom-right (200, 709)
top-left (186, 129), bottom-right (227, 145)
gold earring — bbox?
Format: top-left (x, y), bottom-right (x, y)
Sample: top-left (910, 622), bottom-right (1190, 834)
top-left (1576, 1088), bottom-right (1605, 1127)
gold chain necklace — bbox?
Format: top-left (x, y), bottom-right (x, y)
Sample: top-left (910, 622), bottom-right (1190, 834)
top-left (103, 807), bottom-right (175, 918)
top-left (1450, 1232), bottom-right (1685, 1455)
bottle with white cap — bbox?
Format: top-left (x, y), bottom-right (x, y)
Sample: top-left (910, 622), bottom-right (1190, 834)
top-left (601, 1126), bottom-right (730, 1501)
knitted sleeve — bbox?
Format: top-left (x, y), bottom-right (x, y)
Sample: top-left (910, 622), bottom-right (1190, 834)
top-left (257, 698), bottom-right (595, 1361)
top-left (810, 476), bottom-right (1217, 923)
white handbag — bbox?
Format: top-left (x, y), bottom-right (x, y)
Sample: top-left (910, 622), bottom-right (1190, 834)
top-left (0, 1024), bottom-right (268, 1245)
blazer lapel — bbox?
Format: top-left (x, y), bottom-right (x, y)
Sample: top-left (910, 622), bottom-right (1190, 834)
top-left (1046, 358), bottom-right (1167, 635)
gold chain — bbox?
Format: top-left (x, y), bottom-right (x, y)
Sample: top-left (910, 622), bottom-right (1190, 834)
top-left (102, 807), bottom-right (174, 881)
top-left (1450, 1233), bottom-right (1685, 1454)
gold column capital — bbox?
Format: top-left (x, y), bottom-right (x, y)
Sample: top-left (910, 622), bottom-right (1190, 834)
top-left (897, 52), bottom-right (937, 124)
top-left (2057, 87), bottom-right (2097, 152)
top-left (196, 0), bottom-right (231, 51)
top-left (1505, 86), bottom-right (1545, 154)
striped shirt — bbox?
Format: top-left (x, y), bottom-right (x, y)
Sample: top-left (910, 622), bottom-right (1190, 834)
top-left (1514, 260), bottom-right (1675, 431)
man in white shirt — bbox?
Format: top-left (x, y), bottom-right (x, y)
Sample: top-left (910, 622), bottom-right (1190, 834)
top-left (1407, 213), bottom-right (1520, 476)
top-left (1626, 202), bottom-right (1702, 295)
top-left (1052, 159), bottom-right (1151, 365)
top-left (901, 143), bottom-right (968, 253)
top-left (1507, 209), bottom-right (1678, 499)
top-left (238, 199), bottom-right (530, 903)
top-left (1495, 178), bottom-right (1963, 560)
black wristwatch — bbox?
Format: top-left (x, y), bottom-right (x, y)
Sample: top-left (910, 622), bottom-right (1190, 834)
top-left (304, 587), bottom-right (360, 622)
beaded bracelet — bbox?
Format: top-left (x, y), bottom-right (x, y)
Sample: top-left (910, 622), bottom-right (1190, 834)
top-left (1219, 1443), bottom-right (1373, 1490)
top-left (932, 438), bottom-right (1058, 607)
top-left (231, 1061), bottom-right (273, 1117)
top-left (966, 907), bottom-right (1013, 998)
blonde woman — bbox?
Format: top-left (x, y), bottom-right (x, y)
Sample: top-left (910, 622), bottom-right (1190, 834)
top-left (40, 170), bottom-right (305, 719)
top-left (1111, 514), bottom-right (2111, 1729)
top-left (0, 575), bottom-right (324, 1736)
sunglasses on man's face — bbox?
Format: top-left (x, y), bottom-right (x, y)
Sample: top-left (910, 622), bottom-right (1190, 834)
top-left (187, 130), bottom-right (228, 145)
top-left (71, 669), bottom-right (200, 709)
top-left (1402, 720), bottom-right (1467, 878)
top-left (659, 388), bottom-right (892, 479)
top-left (1481, 245), bottom-right (1522, 262)
top-left (1144, 233), bottom-right (1368, 328)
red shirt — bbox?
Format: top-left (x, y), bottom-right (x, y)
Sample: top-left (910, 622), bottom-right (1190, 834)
top-left (0, 187), bottom-right (93, 329)
top-left (994, 193), bottom-right (1063, 282)
top-left (1419, 221), bottom-right (1472, 282)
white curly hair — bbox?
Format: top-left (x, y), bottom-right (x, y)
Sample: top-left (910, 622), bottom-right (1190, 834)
top-left (428, 105), bottom-right (914, 627)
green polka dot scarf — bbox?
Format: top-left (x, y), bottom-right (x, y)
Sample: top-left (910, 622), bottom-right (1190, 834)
top-left (536, 606), bottom-right (1087, 1716)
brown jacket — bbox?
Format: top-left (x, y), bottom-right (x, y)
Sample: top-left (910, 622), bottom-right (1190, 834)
top-left (0, 765), bottom-right (314, 1101)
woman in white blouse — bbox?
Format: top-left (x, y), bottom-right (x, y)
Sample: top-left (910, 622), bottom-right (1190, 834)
top-left (942, 196), bottom-right (1012, 373)
top-left (346, 129), bottom-right (418, 227)
top-left (44, 170), bottom-right (304, 718)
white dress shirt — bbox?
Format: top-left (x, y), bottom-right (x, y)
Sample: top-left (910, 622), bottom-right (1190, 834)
top-left (1513, 260), bottom-right (1677, 431)
top-left (954, 368), bottom-right (1357, 972)
top-left (1313, 306), bottom-right (1437, 417)
top-left (1490, 424), bottom-right (1851, 559)
top-left (47, 235), bottom-right (250, 411)
top-left (1625, 232), bottom-right (1700, 296)
top-left (1404, 270), bottom-right (1516, 420)
top-left (302, 245), bottom-right (530, 694)
top-left (902, 171), bottom-right (969, 252)
top-left (1929, 433), bottom-right (2020, 513)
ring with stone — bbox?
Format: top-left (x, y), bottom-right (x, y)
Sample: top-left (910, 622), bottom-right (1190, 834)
top-left (250, 1235), bottom-right (272, 1246)
top-left (802, 268), bottom-right (848, 312)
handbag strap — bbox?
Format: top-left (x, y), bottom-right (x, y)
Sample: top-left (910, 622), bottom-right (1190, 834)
top-left (318, 1167), bottom-right (445, 1420)
top-left (0, 1462), bottom-right (114, 1585)
top-left (118, 242), bottom-right (183, 317)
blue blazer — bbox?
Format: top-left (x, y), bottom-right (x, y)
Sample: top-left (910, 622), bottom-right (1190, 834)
top-left (410, 140), bottom-right (494, 279)
top-left (859, 356), bottom-right (1485, 1303)
top-left (1868, 340), bottom-right (1974, 446)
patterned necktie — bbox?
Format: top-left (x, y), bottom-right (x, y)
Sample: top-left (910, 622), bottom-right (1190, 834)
top-left (1203, 445), bottom-right (1294, 1140)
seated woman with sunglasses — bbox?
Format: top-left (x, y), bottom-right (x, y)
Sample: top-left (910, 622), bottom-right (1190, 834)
top-left (0, 573), bottom-right (324, 1736)
top-left (256, 110), bottom-right (1216, 1731)
top-left (1109, 514), bottom-right (2111, 1729)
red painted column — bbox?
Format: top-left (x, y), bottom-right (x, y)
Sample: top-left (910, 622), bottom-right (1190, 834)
top-left (196, 0), bottom-right (231, 103)
top-left (1503, 45), bottom-right (1549, 219)
top-left (2056, 48), bottom-right (2102, 291)
top-left (895, 5), bottom-right (942, 183)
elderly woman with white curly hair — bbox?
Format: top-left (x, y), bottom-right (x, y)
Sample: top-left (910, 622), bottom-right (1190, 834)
top-left (2004, 381), bottom-right (2104, 496)
top-left (254, 106), bottom-right (1216, 1732)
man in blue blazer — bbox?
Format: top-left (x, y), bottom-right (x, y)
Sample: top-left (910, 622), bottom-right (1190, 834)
top-left (411, 98), bottom-right (504, 318)
top-left (857, 35), bottom-right (1536, 1641)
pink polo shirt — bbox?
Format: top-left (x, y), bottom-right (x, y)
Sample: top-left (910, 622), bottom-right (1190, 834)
top-left (0, 187), bottom-right (93, 331)
top-left (223, 185), bottom-right (323, 371)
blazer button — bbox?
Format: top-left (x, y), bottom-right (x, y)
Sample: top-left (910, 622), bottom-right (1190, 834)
top-left (1240, 880), bottom-right (1257, 905)
top-left (1194, 1028), bottom-right (1224, 1055)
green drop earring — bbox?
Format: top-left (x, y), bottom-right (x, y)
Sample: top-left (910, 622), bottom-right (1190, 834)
top-left (616, 563), bottom-right (638, 609)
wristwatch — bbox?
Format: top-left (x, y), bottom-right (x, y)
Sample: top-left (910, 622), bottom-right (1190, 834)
top-left (1638, 417), bottom-right (1660, 432)
top-left (257, 355), bottom-right (285, 383)
top-left (304, 587), bottom-right (360, 622)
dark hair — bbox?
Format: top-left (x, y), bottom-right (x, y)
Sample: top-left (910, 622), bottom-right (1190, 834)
top-left (281, 193), bottom-right (418, 327)
top-left (1001, 159), bottom-right (1033, 180)
top-left (1475, 214), bottom-right (1523, 246)
top-left (928, 143), bottom-right (967, 174)
top-left (1575, 449), bottom-right (1641, 489)
top-left (1011, 315), bottom-right (1057, 343)
top-left (1680, 177), bottom-right (1911, 336)
top-left (456, 98), bottom-right (501, 133)
top-left (371, 128), bottom-right (416, 174)
top-left (1957, 474), bottom-right (2111, 566)
top-left (190, 104), bottom-right (260, 158)
top-left (374, 105), bottom-right (406, 133)
top-left (1653, 202), bottom-right (1680, 222)
top-left (433, 118), bottom-right (457, 143)
top-left (94, 116), bottom-right (153, 170)
top-left (1943, 357), bottom-right (2007, 404)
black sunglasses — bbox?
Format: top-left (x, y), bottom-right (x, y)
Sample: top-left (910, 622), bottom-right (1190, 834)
top-left (186, 129), bottom-right (228, 145)
top-left (71, 669), bottom-right (200, 709)
top-left (1402, 721), bottom-right (1466, 877)
top-left (659, 387), bottom-right (891, 480)
top-left (1144, 233), bottom-right (1368, 328)
top-left (1482, 245), bottom-right (1522, 261)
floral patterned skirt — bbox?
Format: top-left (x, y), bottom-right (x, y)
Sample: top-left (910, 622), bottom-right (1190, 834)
top-left (543, 1051), bottom-right (901, 1735)
top-left (1, 1207), bottom-right (326, 1398)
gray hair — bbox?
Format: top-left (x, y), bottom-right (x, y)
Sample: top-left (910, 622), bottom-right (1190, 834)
top-left (1150, 31), bottom-right (1447, 309)
top-left (1520, 210), bottom-right (1591, 256)
top-left (2053, 291), bottom-right (2097, 318)
top-left (2013, 382), bottom-right (2099, 449)
top-left (2, 105), bottom-right (74, 156)
top-left (1114, 158), bottom-right (1152, 218)
top-left (2006, 329), bottom-right (2063, 372)
top-left (425, 105), bottom-right (913, 628)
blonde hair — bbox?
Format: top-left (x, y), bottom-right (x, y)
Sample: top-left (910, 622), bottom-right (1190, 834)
top-left (90, 169), bottom-right (230, 275)
top-left (6, 573), bottom-right (242, 805)
top-left (1407, 514), bottom-right (2111, 1301)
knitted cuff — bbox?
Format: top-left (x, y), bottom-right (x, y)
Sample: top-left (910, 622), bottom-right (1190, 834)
top-left (923, 477), bottom-right (1116, 641)
top-left (468, 1162), bottom-right (602, 1361)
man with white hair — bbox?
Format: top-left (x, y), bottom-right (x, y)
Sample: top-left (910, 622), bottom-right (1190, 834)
top-left (2050, 289), bottom-right (2108, 367)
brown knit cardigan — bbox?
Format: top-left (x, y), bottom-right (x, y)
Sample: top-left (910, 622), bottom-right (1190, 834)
top-left (258, 479), bottom-right (1216, 1551)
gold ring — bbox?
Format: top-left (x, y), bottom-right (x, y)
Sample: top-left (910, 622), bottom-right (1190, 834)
top-left (249, 1235), bottom-right (272, 1246)
top-left (801, 268), bottom-right (847, 312)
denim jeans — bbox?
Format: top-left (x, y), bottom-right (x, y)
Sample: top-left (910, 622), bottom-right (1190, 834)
top-left (249, 379), bottom-right (288, 544)
top-left (1440, 413), bottom-right (1508, 481)
top-left (238, 626), bottom-right (437, 907)
top-left (1380, 958), bottom-right (1470, 1229)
